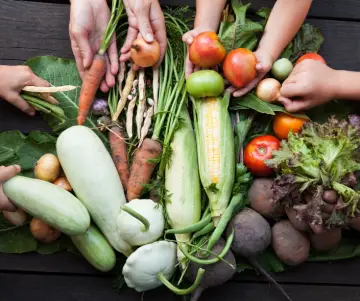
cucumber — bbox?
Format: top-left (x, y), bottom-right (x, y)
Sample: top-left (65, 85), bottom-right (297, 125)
top-left (3, 176), bottom-right (90, 235)
top-left (71, 224), bottom-right (116, 272)
top-left (56, 125), bottom-right (133, 256)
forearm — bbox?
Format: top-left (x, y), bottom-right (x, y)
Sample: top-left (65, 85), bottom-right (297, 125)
top-left (257, 0), bottom-right (312, 61)
top-left (194, 0), bottom-right (226, 31)
top-left (332, 70), bottom-right (360, 101)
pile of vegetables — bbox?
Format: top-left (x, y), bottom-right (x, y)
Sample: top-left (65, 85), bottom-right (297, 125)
top-left (2, 1), bottom-right (360, 300)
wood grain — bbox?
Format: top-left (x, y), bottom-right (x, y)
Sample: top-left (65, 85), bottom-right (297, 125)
top-left (3, 251), bottom-right (360, 286)
top-left (2, 272), bottom-right (360, 301)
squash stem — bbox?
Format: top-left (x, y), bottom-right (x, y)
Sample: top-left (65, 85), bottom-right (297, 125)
top-left (157, 268), bottom-right (205, 295)
top-left (179, 229), bottom-right (235, 265)
top-left (120, 206), bottom-right (150, 232)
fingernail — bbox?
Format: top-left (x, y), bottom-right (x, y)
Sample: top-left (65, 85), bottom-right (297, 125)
top-left (187, 37), bottom-right (193, 44)
top-left (14, 165), bottom-right (21, 172)
top-left (145, 33), bottom-right (154, 42)
top-left (28, 110), bottom-right (35, 116)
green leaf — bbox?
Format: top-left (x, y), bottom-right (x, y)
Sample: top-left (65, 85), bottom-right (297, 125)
top-left (232, 93), bottom-right (275, 115)
top-left (236, 248), bottom-right (286, 273)
top-left (37, 235), bottom-right (74, 255)
top-left (0, 131), bottom-right (26, 165)
top-left (231, 93), bottom-right (309, 119)
top-left (16, 131), bottom-right (57, 174)
top-left (219, 0), bottom-right (264, 52)
top-left (308, 237), bottom-right (360, 262)
top-left (23, 56), bottom-right (108, 144)
top-left (280, 23), bottom-right (325, 62)
top-left (0, 215), bottom-right (37, 254)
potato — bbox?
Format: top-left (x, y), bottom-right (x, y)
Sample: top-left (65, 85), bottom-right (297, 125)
top-left (272, 220), bottom-right (310, 266)
top-left (248, 178), bottom-right (285, 219)
top-left (309, 228), bottom-right (342, 252)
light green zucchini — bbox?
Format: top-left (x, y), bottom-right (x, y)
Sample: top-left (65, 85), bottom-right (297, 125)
top-left (56, 125), bottom-right (133, 256)
top-left (3, 176), bottom-right (90, 235)
top-left (71, 224), bottom-right (116, 272)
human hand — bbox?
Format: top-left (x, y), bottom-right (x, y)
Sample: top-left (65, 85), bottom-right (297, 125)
top-left (278, 60), bottom-right (337, 112)
top-left (0, 165), bottom-right (21, 211)
top-left (228, 49), bottom-right (273, 97)
top-left (69, 0), bottom-right (118, 93)
top-left (0, 65), bottom-right (51, 116)
top-left (120, 0), bottom-right (166, 69)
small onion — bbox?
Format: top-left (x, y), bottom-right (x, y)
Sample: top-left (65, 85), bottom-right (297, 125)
top-left (3, 208), bottom-right (27, 226)
top-left (53, 176), bottom-right (72, 191)
top-left (92, 98), bottom-right (109, 116)
top-left (130, 37), bottom-right (161, 68)
top-left (256, 78), bottom-right (281, 102)
top-left (34, 154), bottom-right (61, 182)
top-left (30, 218), bottom-right (62, 244)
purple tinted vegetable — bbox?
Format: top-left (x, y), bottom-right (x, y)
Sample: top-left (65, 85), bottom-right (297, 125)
top-left (92, 98), bottom-right (109, 116)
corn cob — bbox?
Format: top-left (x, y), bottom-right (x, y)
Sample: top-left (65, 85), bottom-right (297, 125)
top-left (193, 92), bottom-right (235, 226)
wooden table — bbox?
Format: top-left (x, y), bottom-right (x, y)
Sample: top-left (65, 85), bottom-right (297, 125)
top-left (1, 0), bottom-right (360, 300)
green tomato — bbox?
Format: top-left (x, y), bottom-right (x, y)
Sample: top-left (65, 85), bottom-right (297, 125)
top-left (186, 70), bottom-right (224, 98)
top-left (271, 58), bottom-right (293, 81)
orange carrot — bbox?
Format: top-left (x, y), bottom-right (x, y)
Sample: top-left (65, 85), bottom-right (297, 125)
top-left (127, 138), bottom-right (162, 201)
top-left (77, 54), bottom-right (107, 125)
top-left (109, 126), bottom-right (130, 191)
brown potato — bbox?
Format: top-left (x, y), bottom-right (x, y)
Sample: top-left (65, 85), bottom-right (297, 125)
top-left (309, 228), bottom-right (342, 252)
top-left (272, 220), bottom-right (310, 266)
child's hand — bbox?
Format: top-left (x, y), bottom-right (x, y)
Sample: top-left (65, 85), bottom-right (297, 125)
top-left (0, 65), bottom-right (51, 116)
top-left (120, 0), bottom-right (166, 69)
top-left (0, 165), bottom-right (21, 211)
top-left (182, 27), bottom-right (217, 79)
top-left (278, 60), bottom-right (337, 112)
top-left (228, 49), bottom-right (273, 97)
top-left (70, 0), bottom-right (118, 93)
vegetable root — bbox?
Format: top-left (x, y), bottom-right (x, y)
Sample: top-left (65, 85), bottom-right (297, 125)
top-left (127, 138), bottom-right (162, 201)
top-left (185, 238), bottom-right (236, 301)
top-left (248, 178), bottom-right (285, 219)
top-left (272, 220), bottom-right (310, 266)
top-left (34, 153), bottom-right (61, 182)
top-left (309, 228), bottom-right (342, 251)
top-left (109, 126), bottom-right (130, 191)
top-left (77, 54), bottom-right (107, 125)
top-left (136, 69), bottom-right (146, 139)
top-left (139, 105), bottom-right (154, 146)
top-left (113, 67), bottom-right (136, 121)
top-left (226, 208), bottom-right (293, 301)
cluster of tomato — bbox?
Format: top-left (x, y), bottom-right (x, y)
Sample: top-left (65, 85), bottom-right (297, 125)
top-left (187, 32), bottom-right (327, 178)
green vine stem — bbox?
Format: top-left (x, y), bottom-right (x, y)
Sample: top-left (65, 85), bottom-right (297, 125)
top-left (157, 268), bottom-right (205, 295)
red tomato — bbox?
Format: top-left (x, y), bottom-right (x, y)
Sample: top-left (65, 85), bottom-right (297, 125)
top-left (222, 48), bottom-right (257, 89)
top-left (189, 32), bottom-right (226, 68)
top-left (296, 53), bottom-right (326, 65)
top-left (244, 135), bottom-right (280, 177)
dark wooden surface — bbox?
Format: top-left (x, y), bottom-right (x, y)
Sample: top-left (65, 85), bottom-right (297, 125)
top-left (2, 0), bottom-right (360, 300)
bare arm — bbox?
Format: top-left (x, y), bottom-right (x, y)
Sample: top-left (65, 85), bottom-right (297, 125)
top-left (257, 0), bottom-right (313, 62)
top-left (194, 0), bottom-right (227, 31)
top-left (333, 70), bottom-right (360, 100)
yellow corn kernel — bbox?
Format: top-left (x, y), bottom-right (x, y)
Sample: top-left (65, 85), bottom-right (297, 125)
top-left (203, 98), bottom-right (221, 184)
